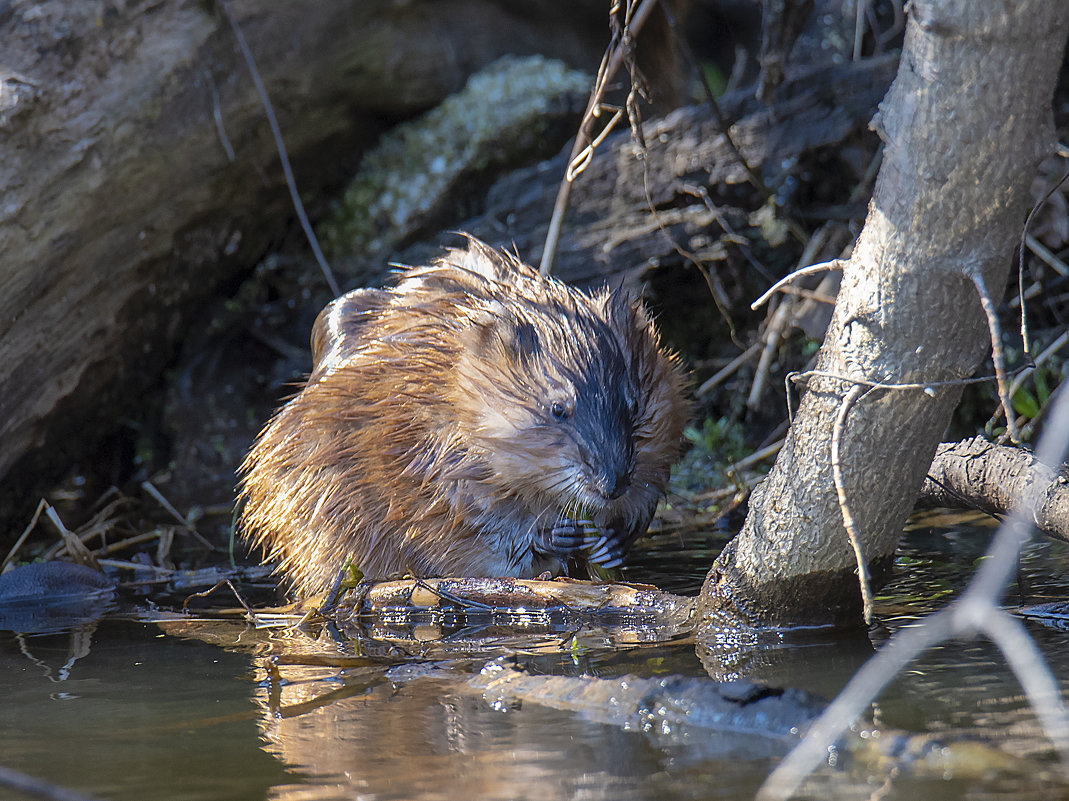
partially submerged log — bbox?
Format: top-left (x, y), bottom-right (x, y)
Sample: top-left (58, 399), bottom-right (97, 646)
top-left (328, 577), bottom-right (697, 650)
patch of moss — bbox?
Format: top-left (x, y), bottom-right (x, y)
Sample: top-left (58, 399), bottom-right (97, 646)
top-left (321, 55), bottom-right (590, 265)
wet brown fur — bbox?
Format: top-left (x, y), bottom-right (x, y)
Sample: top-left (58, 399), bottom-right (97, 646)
top-left (239, 238), bottom-right (687, 598)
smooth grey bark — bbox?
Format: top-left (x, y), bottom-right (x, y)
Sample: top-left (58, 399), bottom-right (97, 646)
top-left (700, 0), bottom-right (1069, 628)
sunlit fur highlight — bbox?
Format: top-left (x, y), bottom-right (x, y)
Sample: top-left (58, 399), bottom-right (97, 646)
top-left (239, 238), bottom-right (687, 598)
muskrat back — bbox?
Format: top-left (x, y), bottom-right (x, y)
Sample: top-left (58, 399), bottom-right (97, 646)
top-left (239, 238), bottom-right (687, 598)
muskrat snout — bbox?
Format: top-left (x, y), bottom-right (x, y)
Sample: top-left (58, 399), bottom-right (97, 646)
top-left (586, 456), bottom-right (633, 502)
top-left (601, 471), bottom-right (631, 501)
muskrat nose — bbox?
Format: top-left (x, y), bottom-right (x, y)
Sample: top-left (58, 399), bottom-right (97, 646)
top-left (603, 470), bottom-right (630, 500)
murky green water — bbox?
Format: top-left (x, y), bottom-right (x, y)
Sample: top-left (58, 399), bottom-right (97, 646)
top-left (3, 513), bottom-right (1069, 801)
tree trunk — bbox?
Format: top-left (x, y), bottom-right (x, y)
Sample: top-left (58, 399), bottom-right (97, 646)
top-left (699, 0), bottom-right (1069, 629)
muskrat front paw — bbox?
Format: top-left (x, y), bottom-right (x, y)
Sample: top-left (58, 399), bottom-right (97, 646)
top-left (535, 519), bottom-right (592, 557)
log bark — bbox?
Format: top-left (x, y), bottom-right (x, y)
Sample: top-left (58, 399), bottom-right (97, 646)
top-left (0, 0), bottom-right (604, 523)
top-left (920, 437), bottom-right (1069, 544)
top-left (699, 0), bottom-right (1069, 629)
top-left (400, 55), bottom-right (898, 286)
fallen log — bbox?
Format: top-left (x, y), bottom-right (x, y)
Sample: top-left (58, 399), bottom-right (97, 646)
top-left (920, 436), bottom-right (1069, 543)
top-left (0, 0), bottom-right (605, 525)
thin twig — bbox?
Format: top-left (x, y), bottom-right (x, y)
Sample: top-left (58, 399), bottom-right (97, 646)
top-left (140, 480), bottom-right (216, 550)
top-left (980, 609), bottom-right (1069, 754)
top-left (205, 70), bottom-right (235, 162)
top-left (660, 0), bottom-right (770, 198)
top-left (95, 532), bottom-right (162, 555)
top-left (1018, 148), bottom-right (1069, 356)
top-left (748, 230), bottom-right (836, 411)
top-left (831, 385), bottom-right (873, 624)
top-left (853, 0), bottom-right (872, 61)
top-left (642, 166), bottom-right (743, 339)
top-left (729, 437), bottom-right (785, 473)
top-left (183, 578), bottom-right (255, 620)
top-left (751, 259), bottom-right (845, 310)
top-left (412, 577), bottom-right (496, 611)
top-left (696, 342), bottom-right (762, 396)
top-left (757, 608), bottom-right (956, 801)
top-left (1006, 329), bottom-right (1069, 403)
top-left (565, 109), bottom-right (625, 183)
top-left (44, 505), bottom-right (96, 566)
top-left (219, 0), bottom-right (341, 297)
top-left (682, 182), bottom-right (774, 281)
top-left (768, 284), bottom-right (838, 304)
top-left (1025, 234), bottom-right (1069, 278)
top-left (539, 0), bottom-right (661, 275)
top-left (96, 558), bottom-right (174, 575)
top-left (1, 499), bottom-right (47, 573)
top-left (968, 268), bottom-right (1021, 442)
top-left (748, 299), bottom-right (796, 412)
top-left (789, 367), bottom-right (1010, 393)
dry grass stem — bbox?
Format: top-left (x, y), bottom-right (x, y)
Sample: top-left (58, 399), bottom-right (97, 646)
top-left (696, 342), bottom-right (762, 396)
top-left (540, 0), bottom-right (661, 275)
top-left (219, 0), bottom-right (340, 297)
top-left (1, 499), bottom-right (49, 573)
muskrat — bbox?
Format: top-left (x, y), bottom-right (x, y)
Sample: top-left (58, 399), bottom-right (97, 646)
top-left (239, 238), bottom-right (687, 598)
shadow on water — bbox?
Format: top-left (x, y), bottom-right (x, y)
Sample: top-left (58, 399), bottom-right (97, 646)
top-left (3, 510), bottom-right (1069, 800)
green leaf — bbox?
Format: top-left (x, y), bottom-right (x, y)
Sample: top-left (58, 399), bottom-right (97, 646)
top-left (1012, 387), bottom-right (1040, 418)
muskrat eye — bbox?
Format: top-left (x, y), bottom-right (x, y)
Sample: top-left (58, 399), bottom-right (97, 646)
top-left (550, 401), bottom-right (569, 421)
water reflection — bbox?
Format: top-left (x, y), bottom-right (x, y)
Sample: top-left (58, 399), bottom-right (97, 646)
top-left (253, 662), bottom-right (775, 801)
top-left (1, 514), bottom-right (1069, 800)
top-left (0, 620), bottom-right (286, 801)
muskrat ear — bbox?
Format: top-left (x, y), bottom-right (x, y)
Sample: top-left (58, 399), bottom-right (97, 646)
top-left (597, 285), bottom-right (649, 331)
top-left (509, 320), bottom-right (541, 360)
top-left (468, 301), bottom-right (507, 358)
top-left (469, 303), bottom-right (540, 362)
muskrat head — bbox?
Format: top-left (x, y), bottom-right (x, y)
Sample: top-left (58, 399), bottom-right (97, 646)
top-left (450, 290), bottom-right (647, 517)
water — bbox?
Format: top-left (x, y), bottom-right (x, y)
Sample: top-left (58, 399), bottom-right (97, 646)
top-left (2, 513), bottom-right (1069, 800)
top-left (0, 620), bottom-right (286, 800)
